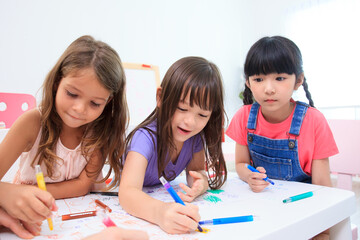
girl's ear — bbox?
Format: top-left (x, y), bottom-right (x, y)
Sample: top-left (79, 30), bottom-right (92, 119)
top-left (156, 87), bottom-right (162, 108)
top-left (245, 79), bottom-right (251, 89)
top-left (294, 73), bottom-right (304, 90)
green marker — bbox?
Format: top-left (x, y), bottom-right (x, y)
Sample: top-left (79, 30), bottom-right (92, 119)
top-left (283, 191), bottom-right (314, 203)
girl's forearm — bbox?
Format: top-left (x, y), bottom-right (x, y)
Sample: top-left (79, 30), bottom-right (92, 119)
top-left (235, 162), bottom-right (250, 183)
top-left (118, 187), bottom-right (164, 225)
top-left (46, 178), bottom-right (92, 199)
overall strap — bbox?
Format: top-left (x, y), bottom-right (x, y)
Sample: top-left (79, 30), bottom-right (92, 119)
top-left (288, 101), bottom-right (309, 136)
top-left (247, 102), bottom-right (260, 130)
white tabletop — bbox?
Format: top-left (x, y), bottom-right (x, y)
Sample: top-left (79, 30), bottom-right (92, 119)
top-left (0, 172), bottom-right (355, 240)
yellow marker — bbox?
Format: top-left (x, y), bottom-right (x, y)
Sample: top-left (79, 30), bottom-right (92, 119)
top-left (35, 165), bottom-right (53, 231)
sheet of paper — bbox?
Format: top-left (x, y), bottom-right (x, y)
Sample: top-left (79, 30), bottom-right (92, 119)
top-left (0, 173), bottom-right (323, 240)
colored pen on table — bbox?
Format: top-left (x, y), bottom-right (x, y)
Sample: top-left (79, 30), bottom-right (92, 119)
top-left (245, 163), bottom-right (275, 185)
top-left (199, 215), bottom-right (254, 225)
top-left (97, 209), bottom-right (117, 227)
top-left (35, 165), bottom-right (54, 231)
top-left (283, 191), bottom-right (314, 203)
top-left (62, 210), bottom-right (97, 221)
top-left (95, 199), bottom-right (112, 213)
top-left (159, 176), bottom-right (203, 232)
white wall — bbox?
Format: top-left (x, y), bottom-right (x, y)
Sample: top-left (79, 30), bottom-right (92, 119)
top-left (1, 0), bottom-right (359, 128)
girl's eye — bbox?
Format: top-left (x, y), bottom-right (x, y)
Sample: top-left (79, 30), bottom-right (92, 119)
top-left (91, 102), bottom-right (101, 107)
top-left (177, 107), bottom-right (187, 112)
top-left (66, 90), bottom-right (77, 98)
top-left (199, 113), bottom-right (209, 118)
top-left (276, 77), bottom-right (285, 81)
top-left (253, 78), bottom-right (262, 82)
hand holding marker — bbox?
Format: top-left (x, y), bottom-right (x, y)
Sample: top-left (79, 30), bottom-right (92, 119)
top-left (159, 176), bottom-right (203, 232)
top-left (245, 163), bottom-right (275, 185)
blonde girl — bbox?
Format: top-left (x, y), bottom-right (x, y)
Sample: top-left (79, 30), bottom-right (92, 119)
top-left (0, 35), bottom-right (127, 200)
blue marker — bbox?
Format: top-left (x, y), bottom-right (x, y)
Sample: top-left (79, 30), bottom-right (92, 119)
top-left (159, 176), bottom-right (203, 232)
top-left (199, 215), bottom-right (254, 225)
top-left (245, 163), bottom-right (275, 185)
top-left (283, 191), bottom-right (313, 203)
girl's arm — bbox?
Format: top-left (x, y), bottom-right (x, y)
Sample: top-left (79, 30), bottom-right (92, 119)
top-left (311, 158), bottom-right (332, 187)
top-left (235, 143), bottom-right (269, 192)
top-left (0, 109), bottom-right (40, 179)
top-left (46, 149), bottom-right (103, 199)
top-left (0, 110), bottom-right (56, 222)
top-left (177, 149), bottom-right (208, 202)
top-left (118, 151), bottom-right (200, 234)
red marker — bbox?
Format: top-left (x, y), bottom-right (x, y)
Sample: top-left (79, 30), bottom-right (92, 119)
top-left (142, 64), bottom-right (151, 68)
top-left (95, 199), bottom-right (112, 213)
top-left (62, 211), bottom-right (97, 221)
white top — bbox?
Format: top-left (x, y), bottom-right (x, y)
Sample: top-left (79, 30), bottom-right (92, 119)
top-left (13, 129), bottom-right (104, 190)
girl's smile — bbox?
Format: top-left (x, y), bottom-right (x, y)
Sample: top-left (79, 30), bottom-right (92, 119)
top-left (55, 68), bottom-right (111, 129)
top-left (171, 93), bottom-right (212, 146)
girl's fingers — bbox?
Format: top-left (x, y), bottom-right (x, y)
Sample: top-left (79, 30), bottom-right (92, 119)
top-left (0, 209), bottom-right (34, 239)
top-left (179, 183), bottom-right (194, 195)
top-left (18, 203), bottom-right (48, 223)
top-left (22, 221), bottom-right (41, 236)
top-left (177, 191), bottom-right (194, 202)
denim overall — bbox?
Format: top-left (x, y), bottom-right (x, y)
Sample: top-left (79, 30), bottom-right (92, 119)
top-left (247, 101), bottom-right (311, 183)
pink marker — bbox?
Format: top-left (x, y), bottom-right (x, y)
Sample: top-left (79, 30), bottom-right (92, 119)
top-left (102, 215), bottom-right (116, 227)
top-left (97, 209), bottom-right (116, 227)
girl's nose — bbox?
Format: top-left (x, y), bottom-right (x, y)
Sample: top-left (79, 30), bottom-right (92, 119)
top-left (184, 114), bottom-right (195, 126)
top-left (264, 81), bottom-right (275, 94)
top-left (73, 100), bottom-right (86, 114)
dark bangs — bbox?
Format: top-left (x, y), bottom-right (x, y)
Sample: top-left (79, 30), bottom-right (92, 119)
top-left (244, 37), bottom-right (302, 78)
top-left (180, 70), bottom-right (219, 112)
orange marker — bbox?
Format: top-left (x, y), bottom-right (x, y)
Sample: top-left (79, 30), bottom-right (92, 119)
top-left (62, 210), bottom-right (97, 221)
top-left (95, 199), bottom-right (112, 213)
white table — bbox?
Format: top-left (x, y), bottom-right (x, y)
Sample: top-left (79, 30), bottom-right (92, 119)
top-left (0, 172), bottom-right (355, 240)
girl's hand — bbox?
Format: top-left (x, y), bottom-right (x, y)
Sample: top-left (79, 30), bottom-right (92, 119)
top-left (157, 202), bottom-right (200, 234)
top-left (0, 183), bottom-right (57, 223)
top-left (83, 226), bottom-right (149, 240)
top-left (246, 166), bottom-right (269, 193)
top-left (178, 171), bottom-right (208, 202)
top-left (0, 207), bottom-right (42, 239)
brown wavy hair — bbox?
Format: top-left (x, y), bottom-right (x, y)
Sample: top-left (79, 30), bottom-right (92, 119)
top-left (32, 35), bottom-right (128, 189)
top-left (125, 56), bottom-right (227, 189)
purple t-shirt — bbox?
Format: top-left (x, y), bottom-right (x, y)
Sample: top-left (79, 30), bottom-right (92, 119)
top-left (127, 121), bottom-right (203, 186)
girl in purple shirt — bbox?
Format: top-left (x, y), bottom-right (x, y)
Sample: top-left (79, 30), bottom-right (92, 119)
top-left (118, 56), bottom-right (227, 234)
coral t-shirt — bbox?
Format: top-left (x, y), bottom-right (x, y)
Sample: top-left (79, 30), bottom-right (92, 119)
top-left (226, 103), bottom-right (338, 175)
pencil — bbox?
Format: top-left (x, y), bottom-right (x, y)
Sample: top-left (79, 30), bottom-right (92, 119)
top-left (35, 165), bottom-right (54, 231)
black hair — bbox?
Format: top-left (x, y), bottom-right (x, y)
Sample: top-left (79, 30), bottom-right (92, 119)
top-left (243, 36), bottom-right (314, 107)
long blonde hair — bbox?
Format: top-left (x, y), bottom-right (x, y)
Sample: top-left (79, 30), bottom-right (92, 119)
top-left (33, 35), bottom-right (128, 189)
